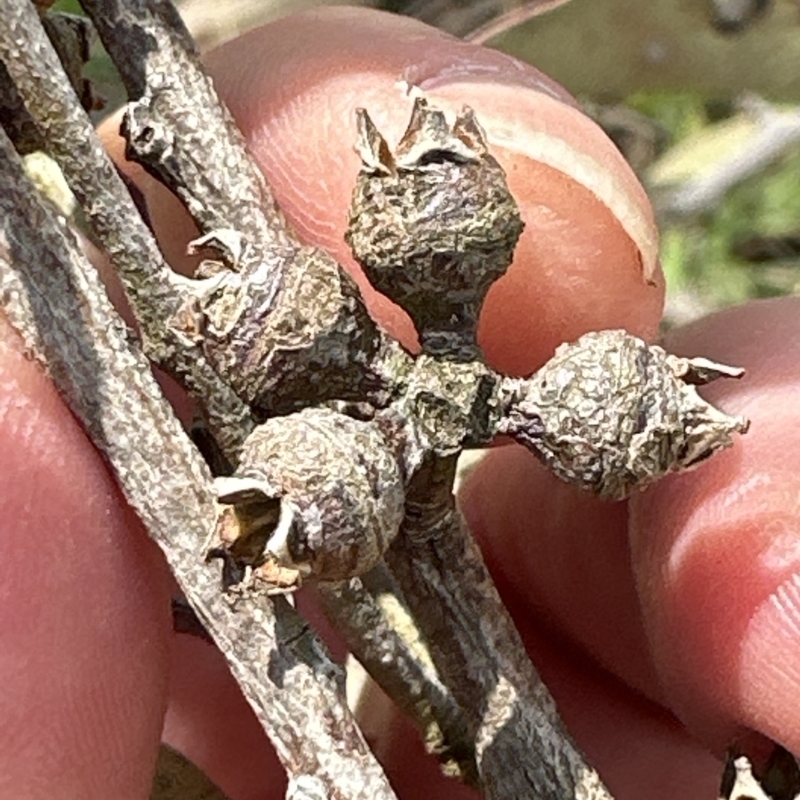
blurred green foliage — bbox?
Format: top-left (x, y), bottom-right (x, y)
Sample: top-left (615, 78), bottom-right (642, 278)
top-left (628, 90), bottom-right (710, 144)
top-left (629, 91), bottom-right (800, 312)
top-left (51, 0), bottom-right (83, 13)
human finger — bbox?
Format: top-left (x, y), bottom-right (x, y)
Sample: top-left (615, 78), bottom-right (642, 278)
top-left (630, 296), bottom-right (800, 754)
top-left (0, 317), bottom-right (174, 799)
top-left (462, 297), bottom-right (800, 761)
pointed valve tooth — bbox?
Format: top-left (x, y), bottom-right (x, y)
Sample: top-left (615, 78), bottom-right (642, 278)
top-left (451, 106), bottom-right (490, 156)
top-left (394, 97), bottom-right (485, 168)
top-left (354, 108), bottom-right (395, 175)
top-left (667, 353), bottom-right (747, 385)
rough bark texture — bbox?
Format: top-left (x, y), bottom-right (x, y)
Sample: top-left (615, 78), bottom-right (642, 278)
top-left (0, 119), bottom-right (397, 800)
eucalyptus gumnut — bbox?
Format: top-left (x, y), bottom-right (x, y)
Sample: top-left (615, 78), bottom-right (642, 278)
top-left (345, 97), bottom-right (524, 356)
top-left (186, 245), bottom-right (383, 419)
top-left (498, 329), bottom-right (750, 500)
top-left (214, 408), bottom-right (405, 586)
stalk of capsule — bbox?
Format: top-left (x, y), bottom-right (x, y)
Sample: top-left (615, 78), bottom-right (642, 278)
top-left (344, 99), bottom-right (624, 798)
top-left (496, 329), bottom-right (750, 500)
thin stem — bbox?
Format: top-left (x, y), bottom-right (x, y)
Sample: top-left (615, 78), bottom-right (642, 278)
top-left (80, 0), bottom-right (299, 281)
top-left (384, 456), bottom-right (615, 800)
top-left (0, 10), bottom-right (96, 154)
top-left (657, 98), bottom-right (800, 217)
top-left (317, 566), bottom-right (480, 784)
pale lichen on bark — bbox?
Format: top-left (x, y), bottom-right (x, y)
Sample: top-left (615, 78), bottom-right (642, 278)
top-left (0, 1), bottom-right (752, 799)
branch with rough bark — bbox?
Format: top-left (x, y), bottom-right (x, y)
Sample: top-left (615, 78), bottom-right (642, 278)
top-left (0, 2), bottom-right (750, 800)
top-left (0, 112), bottom-right (397, 800)
top-left (0, 3), bottom-right (395, 798)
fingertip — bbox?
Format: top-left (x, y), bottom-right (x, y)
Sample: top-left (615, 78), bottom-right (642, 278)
top-left (458, 445), bottom-right (659, 696)
top-left (206, 7), bottom-right (663, 370)
top-left (103, 7), bottom-right (662, 365)
top-left (475, 158), bottom-right (664, 374)
top-left (629, 297), bottom-right (800, 752)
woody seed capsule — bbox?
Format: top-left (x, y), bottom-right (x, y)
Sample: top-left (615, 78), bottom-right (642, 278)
top-left (214, 407), bottom-right (405, 587)
top-left (498, 329), bottom-right (749, 500)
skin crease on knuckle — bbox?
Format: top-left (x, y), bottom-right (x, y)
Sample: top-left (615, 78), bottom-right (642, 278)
top-left (6, 6), bottom-right (787, 800)
top-left (630, 297), bottom-right (800, 757)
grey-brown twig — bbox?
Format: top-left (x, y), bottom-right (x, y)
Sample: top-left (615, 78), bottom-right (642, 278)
top-left (317, 568), bottom-right (478, 782)
top-left (0, 0), bottom-right (254, 458)
top-left (81, 0), bottom-right (297, 275)
top-left (0, 10), bottom-right (97, 154)
top-left (0, 122), bottom-right (399, 800)
top-left (384, 455), bottom-right (614, 799)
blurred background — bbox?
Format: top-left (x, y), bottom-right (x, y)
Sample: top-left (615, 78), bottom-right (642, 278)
top-left (53, 0), bottom-right (800, 327)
